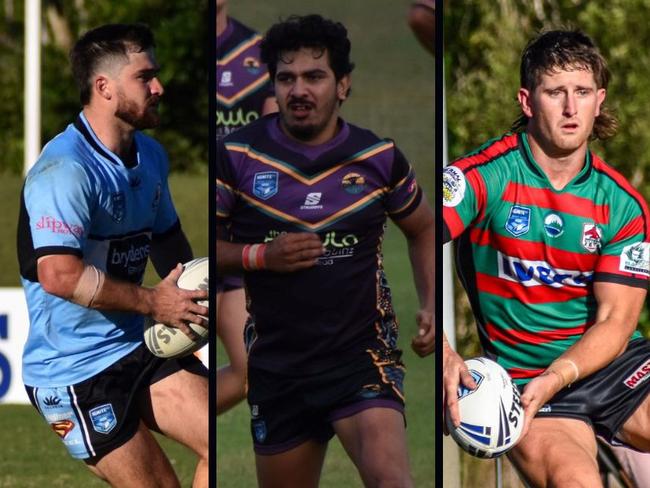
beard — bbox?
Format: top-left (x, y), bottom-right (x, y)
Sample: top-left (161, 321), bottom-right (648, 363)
top-left (280, 97), bottom-right (338, 143)
top-left (115, 91), bottom-right (161, 130)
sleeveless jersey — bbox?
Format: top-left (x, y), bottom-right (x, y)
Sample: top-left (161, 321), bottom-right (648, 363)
top-left (217, 17), bottom-right (273, 139)
top-left (217, 115), bottom-right (422, 375)
top-left (443, 132), bottom-right (650, 384)
top-left (18, 112), bottom-right (179, 386)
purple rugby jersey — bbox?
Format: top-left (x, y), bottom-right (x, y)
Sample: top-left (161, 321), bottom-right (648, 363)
top-left (217, 115), bottom-right (422, 374)
top-left (217, 18), bottom-right (273, 139)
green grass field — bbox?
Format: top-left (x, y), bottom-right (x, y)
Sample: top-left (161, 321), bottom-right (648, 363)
top-left (218, 1), bottom-right (435, 486)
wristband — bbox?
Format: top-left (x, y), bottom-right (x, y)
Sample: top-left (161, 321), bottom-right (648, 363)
top-left (71, 264), bottom-right (106, 307)
top-left (242, 243), bottom-right (267, 271)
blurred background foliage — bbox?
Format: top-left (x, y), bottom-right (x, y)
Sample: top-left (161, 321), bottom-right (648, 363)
top-left (0, 0), bottom-right (208, 175)
top-left (445, 0), bottom-right (650, 360)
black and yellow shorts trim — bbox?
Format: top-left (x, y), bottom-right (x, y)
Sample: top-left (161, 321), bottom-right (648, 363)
top-left (247, 348), bottom-right (406, 455)
top-left (522, 338), bottom-right (650, 446)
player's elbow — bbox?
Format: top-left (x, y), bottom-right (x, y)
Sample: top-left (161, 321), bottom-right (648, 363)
top-left (37, 259), bottom-right (82, 299)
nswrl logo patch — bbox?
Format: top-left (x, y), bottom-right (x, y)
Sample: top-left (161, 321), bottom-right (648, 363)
top-left (505, 205), bottom-right (531, 237)
top-left (89, 403), bottom-right (117, 434)
top-left (252, 172), bottom-right (279, 200)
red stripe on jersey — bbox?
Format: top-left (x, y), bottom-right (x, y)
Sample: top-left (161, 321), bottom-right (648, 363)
top-left (469, 228), bottom-right (598, 271)
top-left (508, 367), bottom-right (545, 379)
top-left (611, 215), bottom-right (646, 244)
top-left (477, 272), bottom-right (591, 303)
top-left (486, 322), bottom-right (589, 346)
top-left (502, 183), bottom-right (609, 223)
top-left (467, 168), bottom-right (487, 224)
top-left (452, 134), bottom-right (519, 173)
top-left (592, 154), bottom-right (650, 234)
top-left (596, 254), bottom-right (650, 281)
top-left (443, 207), bottom-right (465, 241)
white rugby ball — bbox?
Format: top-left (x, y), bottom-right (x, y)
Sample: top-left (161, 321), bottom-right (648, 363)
top-left (144, 257), bottom-right (209, 359)
top-left (446, 357), bottom-right (525, 458)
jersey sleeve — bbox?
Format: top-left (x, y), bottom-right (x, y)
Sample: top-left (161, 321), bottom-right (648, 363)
top-left (151, 144), bottom-right (180, 235)
top-left (216, 139), bottom-right (238, 223)
top-left (385, 146), bottom-right (422, 220)
top-left (594, 193), bottom-right (650, 289)
top-left (442, 163), bottom-right (482, 243)
top-left (24, 158), bottom-right (94, 257)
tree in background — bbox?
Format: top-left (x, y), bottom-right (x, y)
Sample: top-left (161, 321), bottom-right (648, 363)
top-left (0, 0), bottom-right (208, 174)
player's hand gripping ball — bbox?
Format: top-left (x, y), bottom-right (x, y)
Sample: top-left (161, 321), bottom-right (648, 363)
top-left (144, 257), bottom-right (209, 359)
top-left (446, 357), bottom-right (525, 458)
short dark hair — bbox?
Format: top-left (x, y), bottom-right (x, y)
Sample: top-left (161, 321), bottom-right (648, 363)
top-left (70, 23), bottom-right (155, 105)
top-left (260, 14), bottom-right (355, 82)
top-left (512, 29), bottom-right (617, 139)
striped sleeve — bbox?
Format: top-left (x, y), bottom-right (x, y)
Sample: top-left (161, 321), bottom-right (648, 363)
top-left (386, 146), bottom-right (422, 219)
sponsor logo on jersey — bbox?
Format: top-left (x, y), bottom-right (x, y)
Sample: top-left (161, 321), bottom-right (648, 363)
top-left (624, 360), bottom-right (650, 389)
top-left (43, 395), bottom-right (61, 407)
top-left (300, 192), bottom-right (323, 210)
top-left (442, 166), bottom-right (466, 208)
top-left (251, 404), bottom-right (259, 418)
top-left (107, 233), bottom-right (151, 283)
top-left (408, 179), bottom-right (417, 194)
top-left (457, 369), bottom-right (484, 400)
top-left (505, 205), bottom-right (531, 237)
top-left (619, 242), bottom-right (650, 276)
top-left (51, 419), bottom-right (75, 439)
top-left (318, 232), bottom-right (359, 266)
top-left (359, 384), bottom-right (382, 399)
top-left (89, 403), bottom-right (117, 434)
top-left (243, 56), bottom-right (261, 74)
top-left (219, 71), bottom-right (233, 87)
top-left (217, 108), bottom-right (260, 129)
top-left (252, 171), bottom-right (279, 200)
top-left (111, 192), bottom-right (125, 223)
top-left (543, 212), bottom-right (564, 238)
top-left (341, 172), bottom-right (365, 194)
top-left (35, 215), bottom-right (84, 238)
top-left (581, 223), bottom-right (602, 252)
top-left (497, 251), bottom-right (593, 287)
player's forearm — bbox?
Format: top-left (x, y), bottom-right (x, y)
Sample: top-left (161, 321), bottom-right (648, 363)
top-left (86, 276), bottom-right (156, 316)
top-left (217, 239), bottom-right (247, 273)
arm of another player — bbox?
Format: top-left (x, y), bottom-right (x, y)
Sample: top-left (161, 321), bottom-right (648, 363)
top-left (391, 198), bottom-right (435, 356)
top-left (217, 232), bottom-right (325, 274)
top-left (38, 254), bottom-right (207, 339)
top-left (519, 281), bottom-right (646, 438)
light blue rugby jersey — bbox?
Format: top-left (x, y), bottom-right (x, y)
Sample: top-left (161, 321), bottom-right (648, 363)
top-left (19, 112), bottom-right (179, 387)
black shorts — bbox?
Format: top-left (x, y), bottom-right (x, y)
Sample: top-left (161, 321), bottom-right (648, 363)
top-left (216, 274), bottom-right (244, 293)
top-left (25, 343), bottom-right (207, 460)
top-left (247, 348), bottom-right (406, 455)
top-left (521, 338), bottom-right (650, 446)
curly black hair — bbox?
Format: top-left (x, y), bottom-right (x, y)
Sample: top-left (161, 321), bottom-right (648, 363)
top-left (260, 14), bottom-right (355, 82)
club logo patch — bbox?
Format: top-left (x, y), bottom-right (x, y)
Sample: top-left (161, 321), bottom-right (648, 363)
top-left (619, 242), bottom-right (650, 276)
top-left (341, 172), bottom-right (366, 194)
top-left (243, 56), bottom-right (261, 74)
top-left (457, 369), bottom-right (484, 400)
top-left (543, 212), bottom-right (564, 238)
top-left (442, 166), bottom-right (466, 208)
top-left (581, 223), bottom-right (602, 253)
top-left (253, 171), bottom-right (279, 200)
top-left (89, 404), bottom-right (117, 434)
top-left (253, 420), bottom-right (267, 443)
top-left (505, 205), bottom-right (531, 237)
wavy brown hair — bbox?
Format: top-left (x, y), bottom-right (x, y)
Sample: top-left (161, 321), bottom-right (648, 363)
top-left (511, 29), bottom-right (618, 140)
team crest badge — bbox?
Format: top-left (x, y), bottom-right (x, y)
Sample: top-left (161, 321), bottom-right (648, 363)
top-left (543, 212), bottom-right (564, 238)
top-left (341, 172), bottom-right (366, 194)
top-left (457, 369), bottom-right (484, 400)
top-left (619, 242), bottom-right (650, 276)
top-left (505, 205), bottom-right (531, 237)
top-left (252, 172), bottom-right (279, 200)
top-left (581, 223), bottom-right (602, 253)
top-left (442, 166), bottom-right (466, 208)
top-left (243, 56), bottom-right (261, 74)
top-left (253, 420), bottom-right (267, 443)
top-left (111, 192), bottom-right (125, 223)
top-left (89, 404), bottom-right (117, 434)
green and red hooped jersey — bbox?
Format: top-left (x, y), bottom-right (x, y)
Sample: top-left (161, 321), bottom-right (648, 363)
top-left (443, 132), bottom-right (650, 384)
